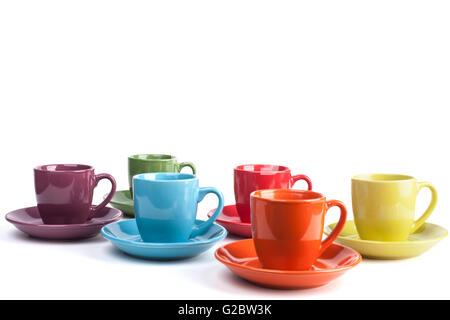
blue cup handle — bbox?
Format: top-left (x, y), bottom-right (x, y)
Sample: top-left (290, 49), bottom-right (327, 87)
top-left (191, 187), bottom-right (224, 238)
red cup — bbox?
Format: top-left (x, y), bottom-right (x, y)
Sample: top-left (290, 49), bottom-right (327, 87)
top-left (234, 164), bottom-right (312, 223)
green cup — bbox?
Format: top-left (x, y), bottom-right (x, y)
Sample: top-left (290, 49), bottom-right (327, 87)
top-left (128, 154), bottom-right (196, 196)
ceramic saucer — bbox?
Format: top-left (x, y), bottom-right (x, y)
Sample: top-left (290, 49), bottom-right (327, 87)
top-left (101, 219), bottom-right (227, 260)
top-left (106, 190), bottom-right (134, 217)
top-left (215, 239), bottom-right (361, 289)
top-left (207, 205), bottom-right (251, 238)
top-left (325, 220), bottom-right (448, 259)
top-left (5, 206), bottom-right (123, 240)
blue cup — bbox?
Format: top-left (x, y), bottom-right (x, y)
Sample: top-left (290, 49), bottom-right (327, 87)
top-left (133, 172), bottom-right (224, 243)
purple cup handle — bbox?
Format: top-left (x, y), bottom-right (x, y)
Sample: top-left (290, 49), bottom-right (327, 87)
top-left (89, 173), bottom-right (117, 219)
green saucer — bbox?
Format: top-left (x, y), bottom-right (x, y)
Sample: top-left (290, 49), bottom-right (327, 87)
top-left (105, 190), bottom-right (134, 217)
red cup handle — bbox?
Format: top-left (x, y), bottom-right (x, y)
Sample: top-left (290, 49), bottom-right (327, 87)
top-left (319, 200), bottom-right (347, 256)
top-left (89, 173), bottom-right (117, 219)
top-left (291, 174), bottom-right (313, 190)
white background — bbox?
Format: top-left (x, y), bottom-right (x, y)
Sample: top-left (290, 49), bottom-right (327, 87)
top-left (0, 0), bottom-right (449, 300)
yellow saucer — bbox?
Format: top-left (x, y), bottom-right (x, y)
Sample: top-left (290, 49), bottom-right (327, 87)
top-left (324, 220), bottom-right (447, 260)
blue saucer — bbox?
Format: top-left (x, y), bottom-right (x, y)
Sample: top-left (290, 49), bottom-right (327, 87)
top-left (101, 219), bottom-right (227, 260)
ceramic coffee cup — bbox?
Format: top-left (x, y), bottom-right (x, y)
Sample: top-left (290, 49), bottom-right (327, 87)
top-left (34, 164), bottom-right (117, 225)
top-left (128, 154), bottom-right (196, 196)
top-left (133, 172), bottom-right (224, 243)
top-left (234, 164), bottom-right (312, 223)
top-left (352, 174), bottom-right (438, 241)
top-left (251, 189), bottom-right (347, 270)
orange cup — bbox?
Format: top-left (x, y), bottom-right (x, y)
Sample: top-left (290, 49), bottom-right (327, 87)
top-left (251, 189), bottom-right (347, 270)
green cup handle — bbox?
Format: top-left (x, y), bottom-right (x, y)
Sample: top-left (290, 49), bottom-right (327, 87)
top-left (178, 162), bottom-right (196, 174)
top-left (411, 181), bottom-right (438, 233)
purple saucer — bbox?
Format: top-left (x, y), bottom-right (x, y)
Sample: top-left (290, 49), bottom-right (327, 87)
top-left (5, 206), bottom-right (123, 240)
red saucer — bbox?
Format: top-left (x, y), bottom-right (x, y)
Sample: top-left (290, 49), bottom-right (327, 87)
top-left (215, 239), bottom-right (361, 289)
top-left (207, 205), bottom-right (251, 238)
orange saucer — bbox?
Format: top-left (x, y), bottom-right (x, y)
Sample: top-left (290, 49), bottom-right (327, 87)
top-left (207, 205), bottom-right (251, 238)
top-left (215, 239), bottom-right (361, 289)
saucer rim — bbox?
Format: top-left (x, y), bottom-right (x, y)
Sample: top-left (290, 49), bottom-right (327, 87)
top-left (101, 218), bottom-right (227, 248)
top-left (105, 190), bottom-right (134, 207)
top-left (215, 239), bottom-right (362, 275)
top-left (325, 220), bottom-right (449, 245)
top-left (207, 205), bottom-right (251, 227)
top-left (5, 206), bottom-right (123, 228)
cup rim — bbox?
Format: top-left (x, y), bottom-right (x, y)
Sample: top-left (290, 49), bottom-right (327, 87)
top-left (128, 154), bottom-right (176, 162)
top-left (234, 164), bottom-right (290, 174)
top-left (251, 189), bottom-right (325, 203)
top-left (352, 173), bottom-right (415, 183)
top-left (133, 172), bottom-right (197, 183)
top-left (34, 164), bottom-right (94, 173)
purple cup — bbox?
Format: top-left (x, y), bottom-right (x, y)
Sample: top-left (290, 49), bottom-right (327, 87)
top-left (34, 164), bottom-right (117, 225)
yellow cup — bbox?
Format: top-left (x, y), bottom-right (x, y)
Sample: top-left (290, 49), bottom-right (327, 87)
top-left (352, 174), bottom-right (437, 241)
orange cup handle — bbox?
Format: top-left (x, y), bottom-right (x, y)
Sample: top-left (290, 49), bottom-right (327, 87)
top-left (319, 200), bottom-right (347, 256)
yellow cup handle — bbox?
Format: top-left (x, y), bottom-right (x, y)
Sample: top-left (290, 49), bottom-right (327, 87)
top-left (411, 181), bottom-right (438, 233)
